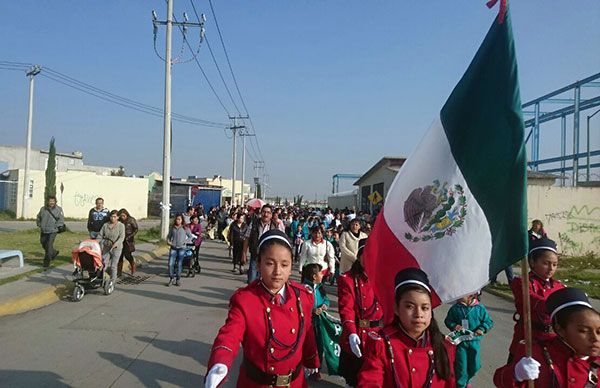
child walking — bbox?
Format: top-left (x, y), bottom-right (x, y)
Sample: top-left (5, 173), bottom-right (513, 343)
top-left (444, 293), bottom-right (493, 388)
top-left (302, 263), bottom-right (330, 381)
top-left (293, 224), bottom-right (304, 263)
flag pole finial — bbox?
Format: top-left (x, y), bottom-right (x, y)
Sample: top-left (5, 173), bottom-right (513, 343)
top-left (486, 0), bottom-right (507, 24)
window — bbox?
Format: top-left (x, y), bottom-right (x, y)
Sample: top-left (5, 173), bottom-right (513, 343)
top-left (27, 179), bottom-right (34, 198)
top-left (8, 182), bottom-right (17, 205)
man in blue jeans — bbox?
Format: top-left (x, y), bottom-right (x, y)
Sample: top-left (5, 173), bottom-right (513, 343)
top-left (242, 204), bottom-right (279, 284)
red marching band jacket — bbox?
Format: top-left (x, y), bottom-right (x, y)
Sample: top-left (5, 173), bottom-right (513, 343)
top-left (509, 272), bottom-right (565, 354)
top-left (494, 337), bottom-right (600, 387)
top-left (337, 270), bottom-right (384, 353)
top-left (207, 280), bottom-right (320, 388)
top-left (357, 324), bottom-right (456, 388)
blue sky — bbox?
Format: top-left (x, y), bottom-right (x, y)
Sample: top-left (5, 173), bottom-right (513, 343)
top-left (1, 1), bottom-right (599, 198)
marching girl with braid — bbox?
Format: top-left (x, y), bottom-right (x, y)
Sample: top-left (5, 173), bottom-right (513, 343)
top-left (358, 268), bottom-right (456, 388)
top-left (205, 229), bottom-right (319, 388)
top-left (337, 238), bottom-right (384, 387)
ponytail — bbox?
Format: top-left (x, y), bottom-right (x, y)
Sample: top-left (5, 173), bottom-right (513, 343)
top-left (428, 313), bottom-right (451, 380)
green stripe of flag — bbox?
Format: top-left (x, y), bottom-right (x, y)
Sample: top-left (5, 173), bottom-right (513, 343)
top-left (440, 10), bottom-right (528, 278)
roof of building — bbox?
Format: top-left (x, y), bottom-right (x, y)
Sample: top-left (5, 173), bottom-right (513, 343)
top-left (354, 156), bottom-right (407, 186)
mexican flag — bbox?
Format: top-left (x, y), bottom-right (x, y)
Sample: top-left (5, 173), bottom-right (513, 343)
top-left (364, 9), bottom-right (528, 321)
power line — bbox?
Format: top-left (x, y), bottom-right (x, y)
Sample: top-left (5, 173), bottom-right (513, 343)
top-left (165, 1), bottom-right (232, 117)
top-left (207, 0), bottom-right (251, 116)
top-left (0, 61), bottom-right (228, 128)
top-left (205, 1), bottom-right (269, 176)
top-left (189, 0), bottom-right (242, 116)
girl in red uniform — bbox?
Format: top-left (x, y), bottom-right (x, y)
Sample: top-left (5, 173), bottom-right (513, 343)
top-left (357, 268), bottom-right (456, 388)
top-left (509, 237), bottom-right (565, 359)
top-left (337, 238), bottom-right (384, 387)
top-left (204, 229), bottom-right (319, 388)
top-left (494, 287), bottom-right (600, 387)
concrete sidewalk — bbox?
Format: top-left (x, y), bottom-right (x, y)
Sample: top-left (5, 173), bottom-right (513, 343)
top-left (0, 242), bottom-right (169, 317)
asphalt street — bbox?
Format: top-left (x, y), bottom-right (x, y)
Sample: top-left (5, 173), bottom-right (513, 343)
top-left (0, 240), bottom-right (517, 387)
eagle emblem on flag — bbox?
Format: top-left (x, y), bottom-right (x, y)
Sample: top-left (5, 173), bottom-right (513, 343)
top-left (403, 180), bottom-right (467, 242)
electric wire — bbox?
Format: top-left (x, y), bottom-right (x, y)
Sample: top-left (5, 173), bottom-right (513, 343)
top-left (0, 61), bottom-right (228, 128)
top-left (40, 72), bottom-right (219, 126)
top-left (207, 0), bottom-right (251, 116)
top-left (43, 67), bottom-right (225, 127)
top-left (164, 1), bottom-right (232, 117)
top-left (204, 0), bottom-right (268, 174)
top-left (189, 0), bottom-right (242, 116)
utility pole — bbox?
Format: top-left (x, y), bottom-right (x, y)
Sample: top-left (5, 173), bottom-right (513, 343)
top-left (22, 65), bottom-right (41, 219)
top-left (229, 115), bottom-right (248, 206)
top-left (253, 160), bottom-right (264, 199)
top-left (152, 1), bottom-right (205, 238)
top-left (239, 129), bottom-right (255, 204)
top-left (263, 173), bottom-right (270, 201)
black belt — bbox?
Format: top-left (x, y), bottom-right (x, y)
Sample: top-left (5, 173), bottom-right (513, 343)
top-left (243, 358), bottom-right (302, 387)
top-left (358, 318), bottom-right (383, 328)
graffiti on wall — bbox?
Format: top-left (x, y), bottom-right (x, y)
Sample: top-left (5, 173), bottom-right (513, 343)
top-left (73, 192), bottom-right (100, 207)
top-left (547, 206), bottom-right (600, 256)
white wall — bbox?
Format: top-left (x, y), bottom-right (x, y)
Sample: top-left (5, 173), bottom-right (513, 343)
top-left (12, 169), bottom-right (149, 219)
top-left (528, 186), bottom-right (600, 255)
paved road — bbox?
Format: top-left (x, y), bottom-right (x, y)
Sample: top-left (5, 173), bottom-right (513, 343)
top-left (0, 220), bottom-right (160, 233)
top-left (0, 240), bottom-right (516, 387)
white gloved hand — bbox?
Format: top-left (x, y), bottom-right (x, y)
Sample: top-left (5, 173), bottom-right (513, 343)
top-left (349, 333), bottom-right (362, 358)
top-left (306, 367), bottom-right (319, 374)
top-left (514, 357), bottom-right (540, 382)
top-left (205, 363), bottom-right (228, 388)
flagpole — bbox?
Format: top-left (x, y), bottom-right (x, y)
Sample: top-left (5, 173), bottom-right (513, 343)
top-left (520, 258), bottom-right (534, 388)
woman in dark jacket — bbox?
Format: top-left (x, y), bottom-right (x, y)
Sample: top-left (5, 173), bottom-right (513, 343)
top-left (118, 208), bottom-right (138, 276)
top-left (227, 213), bottom-right (246, 274)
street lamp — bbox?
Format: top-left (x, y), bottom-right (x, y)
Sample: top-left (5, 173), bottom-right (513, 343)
top-left (587, 108), bottom-right (600, 182)
top-left (22, 65), bottom-right (41, 219)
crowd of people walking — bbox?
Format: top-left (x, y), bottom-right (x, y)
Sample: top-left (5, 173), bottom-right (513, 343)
top-left (197, 201), bottom-right (600, 388)
top-left (35, 196), bottom-right (599, 387)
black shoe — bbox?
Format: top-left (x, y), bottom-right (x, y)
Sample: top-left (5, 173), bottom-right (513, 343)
top-left (175, 279), bottom-right (181, 286)
top-left (51, 250), bottom-right (59, 260)
top-left (165, 278), bottom-right (172, 287)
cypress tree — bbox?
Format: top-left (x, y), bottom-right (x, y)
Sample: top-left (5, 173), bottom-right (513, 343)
top-left (44, 137), bottom-right (56, 200)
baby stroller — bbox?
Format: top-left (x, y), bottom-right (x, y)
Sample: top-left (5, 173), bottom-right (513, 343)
top-left (182, 237), bottom-right (201, 278)
top-left (71, 239), bottom-right (115, 301)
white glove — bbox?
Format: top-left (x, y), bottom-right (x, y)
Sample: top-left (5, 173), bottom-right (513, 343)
top-left (349, 333), bottom-right (362, 358)
top-left (306, 367), bottom-right (319, 374)
top-left (205, 363), bottom-right (228, 388)
top-left (514, 357), bottom-right (540, 382)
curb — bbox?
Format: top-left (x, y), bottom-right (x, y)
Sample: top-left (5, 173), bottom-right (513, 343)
top-left (0, 245), bottom-right (169, 318)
